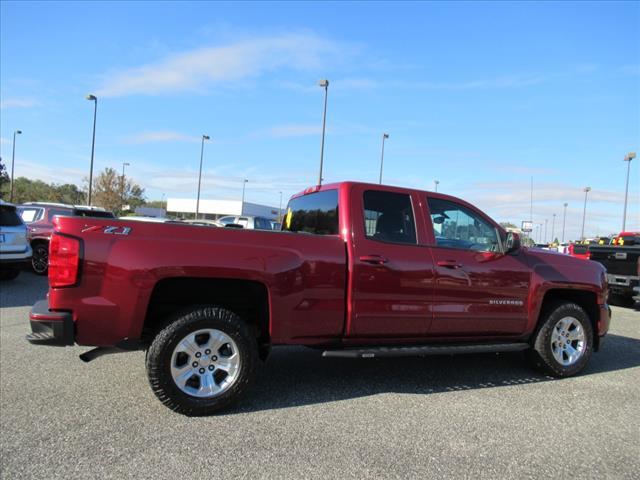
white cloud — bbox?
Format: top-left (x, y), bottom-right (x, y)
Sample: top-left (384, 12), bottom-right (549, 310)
top-left (264, 124), bottom-right (321, 138)
top-left (122, 131), bottom-right (199, 144)
top-left (97, 33), bottom-right (340, 97)
top-left (0, 97), bottom-right (39, 109)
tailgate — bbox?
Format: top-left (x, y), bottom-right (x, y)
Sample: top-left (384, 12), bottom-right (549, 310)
top-left (589, 246), bottom-right (640, 276)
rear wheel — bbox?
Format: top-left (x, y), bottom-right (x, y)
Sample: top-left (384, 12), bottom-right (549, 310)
top-left (31, 243), bottom-right (48, 275)
top-left (146, 306), bottom-right (258, 415)
top-left (528, 302), bottom-right (593, 377)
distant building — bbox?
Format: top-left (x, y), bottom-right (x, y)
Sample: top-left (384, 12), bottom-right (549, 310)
top-left (166, 198), bottom-right (280, 220)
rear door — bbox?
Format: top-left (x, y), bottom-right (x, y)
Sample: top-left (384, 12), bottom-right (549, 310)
top-left (425, 196), bottom-right (530, 336)
top-left (348, 186), bottom-right (435, 338)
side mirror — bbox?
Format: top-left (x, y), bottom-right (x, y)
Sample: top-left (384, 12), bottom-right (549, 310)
top-left (505, 232), bottom-right (521, 254)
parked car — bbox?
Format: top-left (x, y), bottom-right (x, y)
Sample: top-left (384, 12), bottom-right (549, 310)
top-left (17, 202), bottom-right (114, 275)
top-left (0, 200), bottom-right (32, 280)
top-left (610, 231), bottom-right (640, 246)
top-left (180, 219), bottom-right (221, 228)
top-left (588, 242), bottom-right (640, 302)
top-left (27, 181), bottom-right (610, 415)
top-left (216, 215), bottom-right (277, 230)
top-left (568, 242), bottom-right (590, 260)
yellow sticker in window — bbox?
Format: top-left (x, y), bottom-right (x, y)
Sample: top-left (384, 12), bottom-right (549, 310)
top-left (285, 208), bottom-right (293, 229)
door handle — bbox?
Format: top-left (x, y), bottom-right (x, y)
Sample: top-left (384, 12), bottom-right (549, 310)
top-left (437, 260), bottom-right (463, 269)
top-left (360, 255), bottom-right (389, 265)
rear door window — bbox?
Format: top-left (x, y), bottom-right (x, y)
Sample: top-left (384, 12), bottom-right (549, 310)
top-left (18, 207), bottom-right (43, 223)
top-left (363, 190), bottom-right (416, 244)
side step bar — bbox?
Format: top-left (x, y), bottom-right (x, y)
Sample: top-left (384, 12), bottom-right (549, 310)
top-left (322, 343), bottom-right (529, 359)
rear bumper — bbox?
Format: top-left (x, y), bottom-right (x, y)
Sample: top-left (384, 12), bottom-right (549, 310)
top-left (607, 274), bottom-right (639, 295)
top-left (27, 299), bottom-right (74, 346)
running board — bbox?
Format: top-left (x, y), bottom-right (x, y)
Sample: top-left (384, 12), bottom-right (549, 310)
top-left (322, 343), bottom-right (529, 359)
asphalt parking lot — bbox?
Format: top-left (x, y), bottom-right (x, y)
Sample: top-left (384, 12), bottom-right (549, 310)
top-left (1, 271), bottom-right (639, 479)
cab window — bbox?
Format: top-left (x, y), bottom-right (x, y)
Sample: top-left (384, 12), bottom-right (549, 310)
top-left (427, 198), bottom-right (500, 252)
top-left (282, 190), bottom-right (338, 235)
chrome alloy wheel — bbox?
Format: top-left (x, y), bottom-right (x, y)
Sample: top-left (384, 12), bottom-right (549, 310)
top-left (170, 329), bottom-right (241, 398)
top-left (550, 316), bottom-right (586, 367)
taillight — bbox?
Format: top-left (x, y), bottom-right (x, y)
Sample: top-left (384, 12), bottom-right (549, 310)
top-left (49, 234), bottom-right (81, 287)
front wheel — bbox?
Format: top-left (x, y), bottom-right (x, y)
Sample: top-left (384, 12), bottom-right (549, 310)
top-left (528, 302), bottom-right (593, 377)
top-left (146, 307), bottom-right (258, 415)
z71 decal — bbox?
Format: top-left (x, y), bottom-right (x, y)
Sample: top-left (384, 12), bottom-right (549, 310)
top-left (104, 226), bottom-right (132, 235)
top-left (81, 225), bottom-right (132, 235)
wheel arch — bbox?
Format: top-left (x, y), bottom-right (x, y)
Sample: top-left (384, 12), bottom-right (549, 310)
top-left (537, 288), bottom-right (600, 351)
top-left (142, 277), bottom-right (271, 359)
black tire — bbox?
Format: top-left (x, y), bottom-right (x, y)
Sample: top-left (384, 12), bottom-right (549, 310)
top-left (31, 243), bottom-right (49, 275)
top-left (527, 301), bottom-right (593, 377)
top-left (146, 306), bottom-right (258, 416)
top-left (0, 268), bottom-right (20, 281)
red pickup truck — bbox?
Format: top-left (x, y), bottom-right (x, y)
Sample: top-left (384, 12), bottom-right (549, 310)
top-left (28, 182), bottom-right (611, 415)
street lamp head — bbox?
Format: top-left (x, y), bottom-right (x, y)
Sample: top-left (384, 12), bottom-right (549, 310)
top-left (15, 130), bottom-right (22, 135)
top-left (86, 94), bottom-right (97, 101)
top-left (244, 179), bottom-right (248, 183)
top-left (318, 79), bottom-right (329, 88)
top-left (383, 133), bottom-right (389, 139)
top-left (584, 187), bottom-right (591, 193)
top-left (627, 152), bottom-right (636, 161)
top-left (202, 135), bottom-right (210, 140)
top-left (564, 202), bottom-right (568, 207)
top-left (123, 162), bottom-right (130, 167)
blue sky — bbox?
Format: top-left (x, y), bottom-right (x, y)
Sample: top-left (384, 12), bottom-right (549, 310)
top-left (1, 1), bottom-right (638, 241)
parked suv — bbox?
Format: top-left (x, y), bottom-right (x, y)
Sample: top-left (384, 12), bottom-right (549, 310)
top-left (0, 200), bottom-right (32, 280)
top-left (17, 202), bottom-right (114, 275)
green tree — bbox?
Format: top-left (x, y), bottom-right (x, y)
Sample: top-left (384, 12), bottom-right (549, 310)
top-left (91, 167), bottom-right (145, 214)
top-left (0, 157), bottom-right (9, 199)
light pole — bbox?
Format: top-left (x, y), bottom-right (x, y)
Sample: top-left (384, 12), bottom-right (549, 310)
top-left (544, 218), bottom-right (548, 244)
top-left (318, 79), bottom-right (329, 185)
top-left (278, 191), bottom-right (283, 223)
top-left (581, 187), bottom-right (591, 240)
top-left (378, 133), bottom-right (389, 184)
top-left (551, 213), bottom-right (556, 243)
top-left (86, 94), bottom-right (98, 205)
top-left (434, 180), bottom-right (440, 192)
top-left (120, 162), bottom-right (130, 213)
top-left (241, 179), bottom-right (248, 215)
top-left (562, 203), bottom-right (568, 243)
top-left (161, 193), bottom-right (166, 212)
top-left (9, 129), bottom-right (22, 202)
top-left (622, 152), bottom-right (636, 231)
top-left (195, 134), bottom-right (210, 219)
top-left (530, 176), bottom-right (534, 239)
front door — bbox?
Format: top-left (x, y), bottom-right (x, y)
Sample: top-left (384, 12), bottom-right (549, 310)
top-left (425, 196), bottom-right (530, 336)
top-left (348, 187), bottom-right (435, 338)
